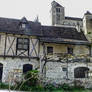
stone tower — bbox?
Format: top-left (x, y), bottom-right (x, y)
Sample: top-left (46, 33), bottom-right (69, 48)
top-left (83, 11), bottom-right (92, 42)
top-left (51, 1), bottom-right (65, 25)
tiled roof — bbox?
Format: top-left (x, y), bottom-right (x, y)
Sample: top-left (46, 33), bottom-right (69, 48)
top-left (84, 11), bottom-right (92, 15)
top-left (0, 17), bottom-right (89, 44)
top-left (0, 17), bottom-right (42, 36)
top-left (39, 25), bottom-right (88, 44)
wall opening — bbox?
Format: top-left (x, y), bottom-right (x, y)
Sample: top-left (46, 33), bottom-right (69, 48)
top-left (23, 64), bottom-right (33, 74)
top-left (74, 67), bottom-right (89, 78)
top-left (0, 63), bottom-right (3, 81)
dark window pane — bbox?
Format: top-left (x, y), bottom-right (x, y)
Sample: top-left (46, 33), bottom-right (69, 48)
top-left (17, 38), bottom-right (29, 50)
top-left (47, 46), bottom-right (53, 54)
top-left (67, 47), bottom-right (73, 54)
top-left (62, 68), bottom-right (67, 71)
top-left (56, 8), bottom-right (60, 12)
top-left (23, 44), bottom-right (28, 49)
top-left (23, 64), bottom-right (33, 74)
top-left (74, 67), bottom-right (89, 78)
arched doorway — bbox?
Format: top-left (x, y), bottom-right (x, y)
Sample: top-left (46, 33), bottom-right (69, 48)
top-left (23, 64), bottom-right (33, 74)
top-left (0, 63), bottom-right (3, 81)
top-left (74, 67), bottom-right (89, 78)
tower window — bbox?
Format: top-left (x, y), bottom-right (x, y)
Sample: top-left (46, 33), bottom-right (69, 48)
top-left (56, 8), bottom-right (60, 13)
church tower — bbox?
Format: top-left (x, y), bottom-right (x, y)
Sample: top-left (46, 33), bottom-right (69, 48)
top-left (51, 1), bottom-right (65, 25)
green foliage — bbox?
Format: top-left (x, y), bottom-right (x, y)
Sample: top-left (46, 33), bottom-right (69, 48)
top-left (24, 70), bottom-right (39, 86)
top-left (88, 32), bottom-right (91, 34)
top-left (19, 84), bottom-right (32, 91)
top-left (44, 83), bottom-right (59, 91)
top-left (0, 82), bottom-right (9, 89)
top-left (61, 83), bottom-right (71, 91)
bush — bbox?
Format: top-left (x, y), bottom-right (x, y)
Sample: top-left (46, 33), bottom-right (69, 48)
top-left (44, 83), bottom-right (57, 91)
top-left (0, 82), bottom-right (9, 89)
top-left (24, 70), bottom-right (39, 86)
top-left (20, 84), bottom-right (31, 91)
top-left (62, 83), bottom-right (71, 90)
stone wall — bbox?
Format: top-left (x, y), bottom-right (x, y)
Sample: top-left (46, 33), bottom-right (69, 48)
top-left (45, 61), bottom-right (92, 81)
top-left (0, 57), bottom-right (39, 84)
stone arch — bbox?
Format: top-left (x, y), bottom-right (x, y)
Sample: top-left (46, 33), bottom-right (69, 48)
top-left (23, 64), bottom-right (33, 74)
top-left (0, 63), bottom-right (3, 81)
top-left (74, 67), bottom-right (89, 78)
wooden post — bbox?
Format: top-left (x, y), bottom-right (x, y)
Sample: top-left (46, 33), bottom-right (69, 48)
top-left (38, 39), bottom-right (40, 57)
top-left (9, 72), bottom-right (11, 92)
top-left (4, 34), bottom-right (7, 56)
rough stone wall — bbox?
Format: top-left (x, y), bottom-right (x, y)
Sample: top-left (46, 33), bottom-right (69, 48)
top-left (62, 19), bottom-right (83, 27)
top-left (43, 61), bottom-right (92, 88)
top-left (0, 57), bottom-right (39, 84)
top-left (45, 61), bottom-right (92, 80)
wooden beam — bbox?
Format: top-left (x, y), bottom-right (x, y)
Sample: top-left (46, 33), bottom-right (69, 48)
top-left (4, 34), bottom-right (7, 56)
top-left (6, 36), bottom-right (16, 55)
top-left (30, 38), bottom-right (38, 57)
top-left (38, 39), bottom-right (40, 57)
top-left (17, 50), bottom-right (27, 56)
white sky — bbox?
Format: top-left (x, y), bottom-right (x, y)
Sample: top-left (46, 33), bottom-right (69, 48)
top-left (0, 0), bottom-right (92, 25)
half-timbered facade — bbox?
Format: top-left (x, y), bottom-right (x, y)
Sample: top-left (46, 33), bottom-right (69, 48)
top-left (0, 1), bottom-right (92, 87)
top-left (0, 17), bottom-right (42, 83)
top-left (0, 16), bottom-right (91, 84)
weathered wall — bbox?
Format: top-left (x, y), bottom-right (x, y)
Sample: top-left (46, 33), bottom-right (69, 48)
top-left (40, 43), bottom-right (89, 57)
top-left (62, 19), bottom-right (83, 27)
top-left (45, 61), bottom-right (92, 85)
top-left (0, 34), bottom-right (39, 57)
top-left (0, 57), bottom-right (39, 84)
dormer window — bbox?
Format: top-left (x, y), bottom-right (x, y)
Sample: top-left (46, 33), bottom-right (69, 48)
top-left (22, 23), bottom-right (26, 28)
top-left (20, 17), bottom-right (28, 30)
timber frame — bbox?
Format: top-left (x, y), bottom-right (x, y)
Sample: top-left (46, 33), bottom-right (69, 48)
top-left (1, 33), bottom-right (40, 59)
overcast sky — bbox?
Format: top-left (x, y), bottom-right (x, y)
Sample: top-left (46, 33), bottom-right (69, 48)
top-left (0, 0), bottom-right (92, 25)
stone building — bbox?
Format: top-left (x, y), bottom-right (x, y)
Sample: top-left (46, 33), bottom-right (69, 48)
top-left (0, 1), bottom-right (91, 87)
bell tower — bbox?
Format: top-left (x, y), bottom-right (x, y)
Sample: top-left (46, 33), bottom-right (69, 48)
top-left (51, 1), bottom-right (65, 25)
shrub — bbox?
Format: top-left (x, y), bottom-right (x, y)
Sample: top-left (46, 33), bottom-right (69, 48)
top-left (62, 83), bottom-right (71, 90)
top-left (24, 70), bottom-right (39, 86)
top-left (0, 82), bottom-right (9, 89)
top-left (44, 83), bottom-right (57, 91)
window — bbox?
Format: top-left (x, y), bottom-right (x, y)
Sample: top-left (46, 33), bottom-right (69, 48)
top-left (56, 8), bottom-right (60, 13)
top-left (22, 23), bottom-right (26, 28)
top-left (17, 38), bottom-right (29, 50)
top-left (56, 14), bottom-right (60, 24)
top-left (23, 64), bottom-right (33, 74)
top-left (47, 46), bottom-right (53, 54)
top-left (67, 47), bottom-right (73, 54)
top-left (62, 68), bottom-right (67, 71)
top-left (74, 67), bottom-right (89, 78)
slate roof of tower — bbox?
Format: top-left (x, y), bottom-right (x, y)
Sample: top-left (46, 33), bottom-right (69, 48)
top-left (51, 1), bottom-right (63, 7)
